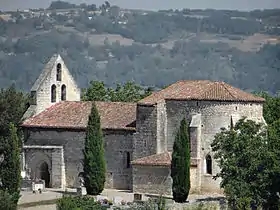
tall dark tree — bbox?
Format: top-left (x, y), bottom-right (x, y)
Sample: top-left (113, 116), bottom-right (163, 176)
top-left (0, 85), bottom-right (29, 137)
top-left (171, 118), bottom-right (191, 203)
top-left (83, 102), bottom-right (106, 195)
top-left (0, 123), bottom-right (21, 206)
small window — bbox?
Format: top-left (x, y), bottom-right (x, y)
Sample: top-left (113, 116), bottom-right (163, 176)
top-left (206, 154), bottom-right (212, 175)
top-left (61, 84), bottom-right (66, 101)
top-left (56, 63), bottom-right (62, 81)
top-left (235, 106), bottom-right (238, 110)
top-left (30, 91), bottom-right (37, 105)
top-left (126, 152), bottom-right (131, 168)
top-left (51, 84), bottom-right (56, 103)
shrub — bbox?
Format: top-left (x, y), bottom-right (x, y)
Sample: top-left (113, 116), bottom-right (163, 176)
top-left (183, 203), bottom-right (219, 210)
top-left (57, 195), bottom-right (106, 210)
top-left (0, 190), bottom-right (18, 210)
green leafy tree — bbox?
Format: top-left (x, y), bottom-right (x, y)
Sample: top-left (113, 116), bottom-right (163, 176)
top-left (82, 80), bottom-right (153, 102)
top-left (254, 91), bottom-right (280, 125)
top-left (109, 81), bottom-right (153, 102)
top-left (171, 118), bottom-right (190, 203)
top-left (83, 102), bottom-right (106, 195)
top-left (0, 85), bottom-right (29, 137)
top-left (267, 119), bottom-right (280, 207)
top-left (0, 123), bottom-right (21, 206)
top-left (82, 81), bottom-right (108, 101)
top-left (211, 118), bottom-right (280, 209)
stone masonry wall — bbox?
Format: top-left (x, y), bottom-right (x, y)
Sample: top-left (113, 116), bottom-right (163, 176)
top-left (24, 146), bottom-right (65, 188)
top-left (133, 105), bottom-right (157, 160)
top-left (165, 100), bottom-right (264, 193)
top-left (34, 55), bottom-right (80, 115)
top-left (24, 128), bottom-right (134, 189)
top-left (156, 101), bottom-right (167, 153)
top-left (104, 130), bottom-right (134, 190)
top-left (132, 166), bottom-right (172, 195)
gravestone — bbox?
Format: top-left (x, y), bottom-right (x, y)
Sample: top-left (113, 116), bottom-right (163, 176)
top-left (77, 174), bottom-right (87, 196)
top-left (113, 196), bottom-right (124, 205)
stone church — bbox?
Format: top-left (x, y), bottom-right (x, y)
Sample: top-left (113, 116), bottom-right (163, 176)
top-left (21, 54), bottom-right (266, 195)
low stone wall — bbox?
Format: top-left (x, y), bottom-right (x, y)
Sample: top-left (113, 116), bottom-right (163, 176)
top-left (132, 165), bottom-right (172, 196)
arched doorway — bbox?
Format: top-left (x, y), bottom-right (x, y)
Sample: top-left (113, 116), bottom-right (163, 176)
top-left (39, 162), bottom-right (50, 188)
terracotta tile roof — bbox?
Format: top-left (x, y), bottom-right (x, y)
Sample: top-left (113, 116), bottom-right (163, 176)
top-left (21, 101), bottom-right (136, 130)
top-left (131, 152), bottom-right (172, 166)
top-left (139, 80), bottom-right (265, 105)
top-left (132, 152), bottom-right (200, 167)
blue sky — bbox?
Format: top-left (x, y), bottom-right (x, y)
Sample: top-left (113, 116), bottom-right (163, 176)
top-left (1, 0), bottom-right (280, 11)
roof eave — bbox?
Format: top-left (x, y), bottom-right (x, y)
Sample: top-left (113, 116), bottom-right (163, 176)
top-left (21, 124), bottom-right (136, 131)
top-left (131, 162), bottom-right (170, 167)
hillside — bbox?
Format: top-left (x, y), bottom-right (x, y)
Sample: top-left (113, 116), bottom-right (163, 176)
top-left (0, 1), bottom-right (280, 93)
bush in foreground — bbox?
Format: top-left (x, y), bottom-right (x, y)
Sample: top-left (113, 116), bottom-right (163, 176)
top-left (0, 190), bottom-right (18, 210)
top-left (57, 195), bottom-right (106, 210)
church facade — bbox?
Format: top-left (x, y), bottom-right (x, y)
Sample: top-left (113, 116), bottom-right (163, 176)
top-left (21, 54), bottom-right (266, 195)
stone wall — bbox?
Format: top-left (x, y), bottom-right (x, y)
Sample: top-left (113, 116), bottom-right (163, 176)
top-left (24, 145), bottom-right (65, 188)
top-left (133, 104), bottom-right (157, 160)
top-left (33, 55), bottom-right (80, 115)
top-left (156, 101), bottom-right (167, 153)
top-left (132, 165), bottom-right (172, 195)
top-left (164, 100), bottom-right (264, 193)
top-left (23, 127), bottom-right (134, 189)
top-left (104, 130), bottom-right (134, 190)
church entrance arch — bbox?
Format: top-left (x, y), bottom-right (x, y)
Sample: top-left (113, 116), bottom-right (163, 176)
top-left (39, 162), bottom-right (50, 188)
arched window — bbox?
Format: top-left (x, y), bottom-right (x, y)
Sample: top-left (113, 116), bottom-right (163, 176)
top-left (206, 154), bottom-right (212, 175)
top-left (61, 84), bottom-right (66, 101)
top-left (51, 84), bottom-right (56, 103)
top-left (56, 63), bottom-right (62, 81)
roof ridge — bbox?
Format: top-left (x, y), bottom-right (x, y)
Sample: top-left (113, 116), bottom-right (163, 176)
top-left (219, 82), bottom-right (237, 99)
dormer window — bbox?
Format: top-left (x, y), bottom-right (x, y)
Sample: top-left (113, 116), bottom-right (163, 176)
top-left (61, 84), bottom-right (66, 101)
top-left (30, 91), bottom-right (37, 105)
top-left (56, 63), bottom-right (62, 81)
top-left (51, 84), bottom-right (56, 103)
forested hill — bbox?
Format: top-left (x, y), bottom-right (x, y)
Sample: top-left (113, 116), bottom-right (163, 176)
top-left (0, 1), bottom-right (280, 94)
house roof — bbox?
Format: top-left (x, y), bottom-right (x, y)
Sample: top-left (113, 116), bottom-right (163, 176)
top-left (131, 152), bottom-right (200, 167)
top-left (138, 80), bottom-right (265, 105)
top-left (21, 101), bottom-right (136, 130)
top-left (131, 152), bottom-right (172, 166)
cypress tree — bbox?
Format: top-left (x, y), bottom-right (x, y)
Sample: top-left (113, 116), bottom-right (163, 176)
top-left (83, 102), bottom-right (106, 195)
top-left (171, 118), bottom-right (191, 203)
top-left (0, 123), bottom-right (22, 206)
